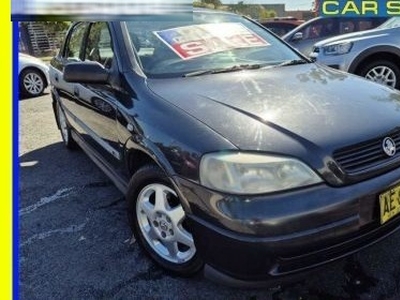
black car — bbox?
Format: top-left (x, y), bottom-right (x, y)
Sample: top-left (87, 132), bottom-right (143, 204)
top-left (50, 10), bottom-right (400, 286)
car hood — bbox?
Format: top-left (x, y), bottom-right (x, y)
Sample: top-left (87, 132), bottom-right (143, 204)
top-left (314, 27), bottom-right (399, 46)
top-left (147, 64), bottom-right (400, 181)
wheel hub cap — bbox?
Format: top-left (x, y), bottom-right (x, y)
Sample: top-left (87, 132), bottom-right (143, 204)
top-left (154, 213), bottom-right (174, 238)
top-left (366, 66), bottom-right (396, 88)
top-left (136, 183), bottom-right (196, 264)
top-left (24, 73), bottom-right (43, 95)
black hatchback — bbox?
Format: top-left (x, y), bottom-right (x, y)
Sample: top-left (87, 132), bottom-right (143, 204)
top-left (50, 10), bottom-right (400, 286)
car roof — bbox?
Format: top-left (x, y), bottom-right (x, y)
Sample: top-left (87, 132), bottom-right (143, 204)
top-left (282, 16), bottom-right (387, 39)
top-left (314, 24), bottom-right (399, 47)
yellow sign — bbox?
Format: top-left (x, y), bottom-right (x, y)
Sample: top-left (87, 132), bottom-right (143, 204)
top-left (321, 0), bottom-right (400, 16)
top-left (380, 184), bottom-right (400, 225)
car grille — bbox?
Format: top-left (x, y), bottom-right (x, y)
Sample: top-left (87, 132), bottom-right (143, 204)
top-left (333, 129), bottom-right (400, 173)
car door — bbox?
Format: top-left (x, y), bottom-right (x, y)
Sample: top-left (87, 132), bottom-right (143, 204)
top-left (70, 22), bottom-right (123, 167)
top-left (50, 22), bottom-right (89, 132)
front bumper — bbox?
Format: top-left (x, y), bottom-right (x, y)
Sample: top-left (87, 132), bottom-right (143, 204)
top-left (174, 166), bottom-right (400, 285)
top-left (309, 51), bottom-right (353, 72)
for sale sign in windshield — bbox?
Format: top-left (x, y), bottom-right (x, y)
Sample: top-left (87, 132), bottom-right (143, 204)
top-left (154, 22), bottom-right (270, 60)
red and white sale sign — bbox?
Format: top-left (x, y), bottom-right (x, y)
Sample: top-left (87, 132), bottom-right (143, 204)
top-left (154, 22), bottom-right (270, 60)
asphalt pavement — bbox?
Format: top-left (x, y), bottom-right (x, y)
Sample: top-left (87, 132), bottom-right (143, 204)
top-left (19, 91), bottom-right (400, 300)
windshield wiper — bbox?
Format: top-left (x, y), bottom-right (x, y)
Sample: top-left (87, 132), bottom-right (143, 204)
top-left (183, 64), bottom-right (262, 77)
top-left (183, 60), bottom-right (308, 77)
top-left (274, 59), bottom-right (309, 67)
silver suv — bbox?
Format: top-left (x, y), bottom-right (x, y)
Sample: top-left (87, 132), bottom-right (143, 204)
top-left (282, 16), bottom-right (386, 55)
top-left (310, 17), bottom-right (400, 89)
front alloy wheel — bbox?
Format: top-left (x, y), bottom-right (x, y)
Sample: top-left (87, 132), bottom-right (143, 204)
top-left (360, 60), bottom-right (399, 89)
top-left (20, 68), bottom-right (46, 97)
top-left (136, 183), bottom-right (196, 264)
top-left (127, 164), bottom-right (203, 276)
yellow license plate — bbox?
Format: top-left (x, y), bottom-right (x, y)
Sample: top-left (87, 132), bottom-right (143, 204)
top-left (379, 184), bottom-right (400, 225)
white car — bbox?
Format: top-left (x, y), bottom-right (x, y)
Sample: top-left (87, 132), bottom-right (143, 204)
top-left (19, 53), bottom-right (50, 97)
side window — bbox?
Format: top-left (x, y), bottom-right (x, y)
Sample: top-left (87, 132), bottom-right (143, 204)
top-left (340, 20), bottom-right (356, 34)
top-left (85, 22), bottom-right (114, 69)
top-left (319, 19), bottom-right (339, 38)
top-left (355, 17), bottom-right (386, 31)
top-left (358, 20), bottom-right (373, 31)
top-left (301, 21), bottom-right (324, 40)
top-left (301, 19), bottom-right (339, 40)
top-left (64, 23), bottom-right (87, 62)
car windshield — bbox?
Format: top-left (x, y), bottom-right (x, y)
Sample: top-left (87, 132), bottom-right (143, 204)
top-left (378, 17), bottom-right (400, 29)
top-left (126, 11), bottom-right (303, 78)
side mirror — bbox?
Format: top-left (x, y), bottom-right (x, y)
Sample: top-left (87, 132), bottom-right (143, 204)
top-left (64, 61), bottom-right (109, 83)
top-left (292, 32), bottom-right (303, 41)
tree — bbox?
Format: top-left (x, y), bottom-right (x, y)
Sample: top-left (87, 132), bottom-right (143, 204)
top-left (259, 9), bottom-right (277, 19)
top-left (201, 0), bottom-right (222, 6)
top-left (193, 1), bottom-right (211, 8)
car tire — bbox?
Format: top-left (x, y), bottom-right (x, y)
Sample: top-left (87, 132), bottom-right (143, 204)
top-left (20, 68), bottom-right (46, 97)
top-left (56, 102), bottom-right (78, 149)
top-left (126, 164), bottom-right (203, 276)
top-left (359, 60), bottom-right (400, 89)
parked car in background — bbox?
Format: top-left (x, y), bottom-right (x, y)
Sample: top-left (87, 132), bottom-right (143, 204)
top-left (18, 52), bottom-right (49, 98)
top-left (310, 17), bottom-right (400, 89)
top-left (283, 16), bottom-right (388, 55)
top-left (50, 10), bottom-right (400, 286)
top-left (260, 17), bottom-right (304, 36)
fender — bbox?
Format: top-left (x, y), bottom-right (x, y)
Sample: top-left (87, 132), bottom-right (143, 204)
top-left (124, 135), bottom-right (176, 179)
top-left (348, 45), bottom-right (400, 73)
top-left (123, 136), bottom-right (195, 213)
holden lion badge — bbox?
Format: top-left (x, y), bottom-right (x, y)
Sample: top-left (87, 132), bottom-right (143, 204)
top-left (382, 137), bottom-right (396, 157)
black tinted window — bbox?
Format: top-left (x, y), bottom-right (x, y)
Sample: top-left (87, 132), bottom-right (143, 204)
top-left (300, 18), bottom-right (339, 40)
top-left (85, 22), bottom-right (114, 69)
top-left (64, 23), bottom-right (87, 62)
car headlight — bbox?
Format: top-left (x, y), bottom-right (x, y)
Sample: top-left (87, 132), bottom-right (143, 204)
top-left (199, 152), bottom-right (322, 194)
top-left (323, 42), bottom-right (353, 56)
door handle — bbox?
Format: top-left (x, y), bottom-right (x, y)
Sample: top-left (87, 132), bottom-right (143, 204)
top-left (54, 75), bottom-right (59, 82)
